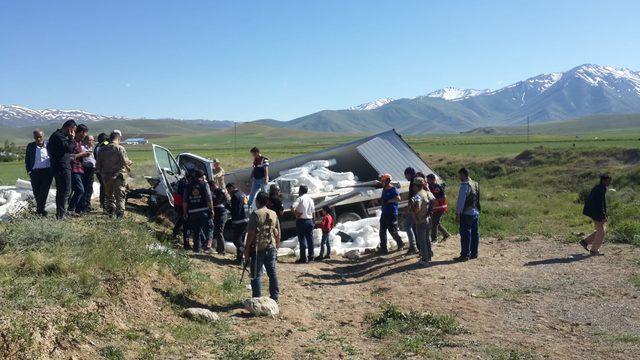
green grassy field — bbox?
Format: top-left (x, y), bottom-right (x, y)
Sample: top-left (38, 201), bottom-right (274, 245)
top-left (3, 123), bottom-right (639, 185)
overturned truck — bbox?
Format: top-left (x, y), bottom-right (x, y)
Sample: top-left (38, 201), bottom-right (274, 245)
top-left (148, 130), bottom-right (440, 232)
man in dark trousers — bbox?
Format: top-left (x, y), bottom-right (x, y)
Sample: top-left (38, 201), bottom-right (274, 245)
top-left (183, 169), bottom-right (214, 253)
top-left (93, 133), bottom-right (109, 210)
top-left (580, 174), bottom-right (612, 256)
top-left (426, 173), bottom-right (451, 243)
top-left (47, 120), bottom-right (77, 219)
top-left (377, 173), bottom-right (404, 254)
top-left (173, 172), bottom-right (192, 249)
top-left (25, 129), bottom-right (53, 216)
top-left (68, 124), bottom-right (90, 214)
top-left (208, 180), bottom-right (229, 254)
top-left (455, 167), bottom-right (481, 262)
top-left (226, 183), bottom-right (249, 265)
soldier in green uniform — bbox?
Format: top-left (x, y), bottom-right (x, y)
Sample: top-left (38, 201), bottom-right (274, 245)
top-left (243, 192), bottom-right (281, 302)
top-left (96, 131), bottom-right (132, 218)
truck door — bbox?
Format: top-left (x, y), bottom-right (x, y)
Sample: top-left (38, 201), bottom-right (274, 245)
top-left (152, 144), bottom-right (183, 207)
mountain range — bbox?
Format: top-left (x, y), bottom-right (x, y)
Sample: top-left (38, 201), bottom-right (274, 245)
top-left (3, 64), bottom-right (640, 134)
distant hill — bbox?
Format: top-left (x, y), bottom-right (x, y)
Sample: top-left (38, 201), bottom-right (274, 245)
top-left (464, 114), bottom-right (640, 135)
top-left (261, 64), bottom-right (640, 134)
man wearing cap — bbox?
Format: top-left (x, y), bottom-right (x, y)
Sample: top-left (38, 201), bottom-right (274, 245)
top-left (378, 173), bottom-right (404, 254)
top-left (47, 120), bottom-right (78, 219)
top-left (25, 129), bottom-right (53, 216)
top-left (96, 131), bottom-right (132, 218)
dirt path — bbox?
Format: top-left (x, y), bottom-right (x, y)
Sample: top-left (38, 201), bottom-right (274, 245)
top-left (195, 235), bottom-right (640, 359)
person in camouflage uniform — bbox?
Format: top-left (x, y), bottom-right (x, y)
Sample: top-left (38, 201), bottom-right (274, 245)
top-left (96, 131), bottom-right (132, 218)
top-left (243, 192), bottom-right (281, 302)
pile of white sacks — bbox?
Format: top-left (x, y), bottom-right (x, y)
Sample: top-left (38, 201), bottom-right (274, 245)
top-left (0, 178), bottom-right (99, 220)
top-left (222, 211), bottom-right (408, 257)
top-left (274, 159), bottom-right (358, 194)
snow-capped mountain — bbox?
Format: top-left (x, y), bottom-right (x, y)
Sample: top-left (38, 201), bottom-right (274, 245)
top-left (348, 98), bottom-right (395, 111)
top-left (0, 105), bottom-right (121, 127)
top-left (426, 87), bottom-right (489, 101)
top-left (269, 64), bottom-right (640, 133)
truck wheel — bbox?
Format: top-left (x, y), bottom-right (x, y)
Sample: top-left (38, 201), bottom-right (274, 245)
top-left (337, 212), bottom-right (361, 224)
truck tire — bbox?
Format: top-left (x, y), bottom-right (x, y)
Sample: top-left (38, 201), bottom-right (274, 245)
top-left (337, 212), bottom-right (361, 224)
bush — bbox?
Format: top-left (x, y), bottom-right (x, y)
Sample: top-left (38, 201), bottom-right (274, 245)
top-left (610, 220), bottom-right (640, 246)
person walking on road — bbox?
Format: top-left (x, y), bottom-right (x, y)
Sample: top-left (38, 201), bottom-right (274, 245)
top-left (25, 129), bottom-right (53, 216)
top-left (580, 174), bottom-right (612, 256)
top-left (377, 173), bottom-right (404, 254)
top-left (403, 167), bottom-right (419, 254)
top-left (96, 131), bottom-right (132, 218)
top-left (410, 178), bottom-right (435, 265)
top-left (243, 191), bottom-right (281, 302)
top-left (292, 185), bottom-right (315, 263)
top-left (226, 183), bottom-right (250, 265)
top-left (426, 173), bottom-right (451, 242)
top-left (183, 170), bottom-right (214, 252)
top-left (68, 124), bottom-right (91, 214)
top-left (47, 120), bottom-right (77, 219)
top-left (248, 147), bottom-right (269, 207)
top-left (454, 167), bottom-right (481, 262)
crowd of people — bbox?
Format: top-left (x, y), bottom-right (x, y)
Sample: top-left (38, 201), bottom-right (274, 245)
top-left (24, 120), bottom-right (132, 219)
top-left (24, 121), bottom-right (613, 303)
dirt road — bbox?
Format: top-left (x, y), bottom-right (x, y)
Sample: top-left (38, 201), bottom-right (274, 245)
top-left (198, 235), bottom-right (640, 359)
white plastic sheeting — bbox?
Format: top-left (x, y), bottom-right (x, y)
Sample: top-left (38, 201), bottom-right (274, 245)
top-left (277, 211), bottom-right (407, 257)
top-left (273, 159), bottom-right (358, 194)
top-left (0, 178), bottom-right (100, 219)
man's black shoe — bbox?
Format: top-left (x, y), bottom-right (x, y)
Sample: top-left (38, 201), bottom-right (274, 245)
top-left (470, 255), bottom-right (478, 259)
top-left (453, 256), bottom-right (469, 262)
top-left (294, 258), bottom-right (308, 264)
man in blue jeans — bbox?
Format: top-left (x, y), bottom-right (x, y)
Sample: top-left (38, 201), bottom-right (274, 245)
top-left (403, 167), bottom-right (419, 254)
top-left (68, 124), bottom-right (91, 214)
top-left (248, 147), bottom-right (269, 207)
top-left (454, 167), bottom-right (481, 261)
top-left (292, 185), bottom-right (315, 263)
top-left (244, 192), bottom-right (281, 302)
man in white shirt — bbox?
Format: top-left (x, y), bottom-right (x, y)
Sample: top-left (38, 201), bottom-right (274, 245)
top-left (292, 185), bottom-right (316, 263)
top-left (25, 129), bottom-right (53, 216)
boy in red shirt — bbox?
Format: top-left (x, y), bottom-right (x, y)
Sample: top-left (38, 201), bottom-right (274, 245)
top-left (316, 206), bottom-right (334, 260)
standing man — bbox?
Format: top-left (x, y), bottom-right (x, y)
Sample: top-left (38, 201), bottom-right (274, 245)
top-left (292, 185), bottom-right (315, 263)
top-left (173, 172), bottom-right (192, 249)
top-left (211, 159), bottom-right (225, 189)
top-left (47, 120), bottom-right (77, 219)
top-left (248, 147), bottom-right (269, 207)
top-left (183, 170), bottom-right (214, 253)
top-left (25, 129), bottom-right (53, 216)
top-left (580, 174), bottom-right (612, 256)
top-left (455, 167), bottom-right (481, 262)
top-left (93, 133), bottom-right (109, 210)
top-left (377, 173), bottom-right (404, 254)
top-left (226, 183), bottom-right (249, 265)
top-left (209, 181), bottom-right (229, 254)
top-left (403, 167), bottom-right (418, 254)
top-left (410, 178), bottom-right (435, 265)
top-left (68, 124), bottom-right (90, 214)
top-left (79, 135), bottom-right (96, 213)
top-left (426, 174), bottom-right (451, 243)
top-left (243, 191), bottom-right (280, 302)
top-left (96, 131), bottom-right (132, 218)
top-left (267, 184), bottom-right (284, 218)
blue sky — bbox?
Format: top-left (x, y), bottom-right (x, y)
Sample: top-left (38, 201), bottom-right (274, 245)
top-left (1, 0), bottom-right (639, 121)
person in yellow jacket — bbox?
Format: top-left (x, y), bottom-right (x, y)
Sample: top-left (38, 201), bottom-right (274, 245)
top-left (96, 131), bottom-right (132, 218)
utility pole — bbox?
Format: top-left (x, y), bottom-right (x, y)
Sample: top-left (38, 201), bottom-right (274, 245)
top-left (526, 116), bottom-right (530, 143)
top-left (234, 122), bottom-right (237, 154)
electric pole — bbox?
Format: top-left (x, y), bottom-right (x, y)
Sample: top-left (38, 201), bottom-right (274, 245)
top-left (527, 116), bottom-right (530, 143)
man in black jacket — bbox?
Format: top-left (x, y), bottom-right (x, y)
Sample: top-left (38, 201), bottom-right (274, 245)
top-left (226, 183), bottom-right (249, 265)
top-left (25, 129), bottom-right (53, 216)
top-left (47, 120), bottom-right (77, 219)
top-left (580, 174), bottom-right (612, 256)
